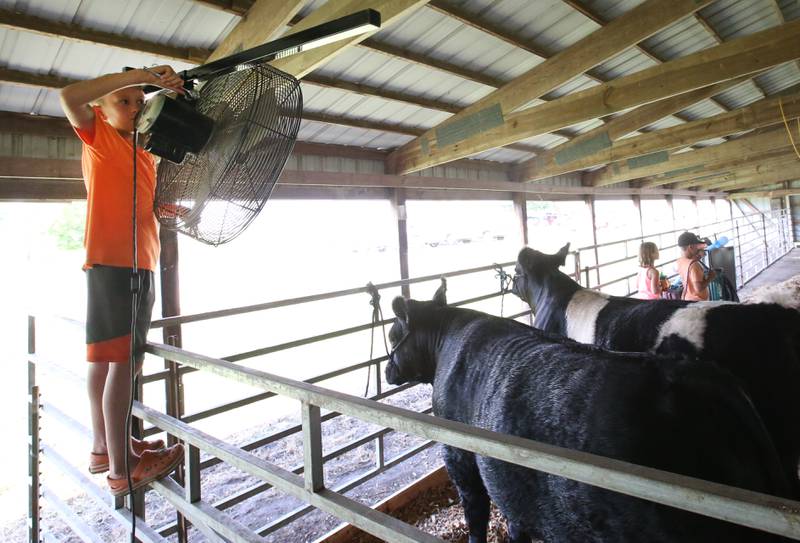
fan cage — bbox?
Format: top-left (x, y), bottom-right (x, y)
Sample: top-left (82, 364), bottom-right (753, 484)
top-left (154, 63), bottom-right (302, 246)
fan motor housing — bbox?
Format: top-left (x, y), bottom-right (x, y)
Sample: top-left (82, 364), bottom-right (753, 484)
top-left (137, 94), bottom-right (214, 164)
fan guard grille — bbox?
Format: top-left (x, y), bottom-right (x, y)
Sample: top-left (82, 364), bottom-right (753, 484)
top-left (154, 64), bottom-right (302, 246)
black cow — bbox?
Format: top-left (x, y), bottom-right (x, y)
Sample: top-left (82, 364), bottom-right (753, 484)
top-left (512, 244), bottom-right (800, 497)
top-left (385, 287), bottom-right (792, 542)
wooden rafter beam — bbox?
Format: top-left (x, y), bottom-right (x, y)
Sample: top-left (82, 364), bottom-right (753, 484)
top-left (205, 0), bottom-right (305, 63)
top-left (728, 188), bottom-right (800, 199)
top-left (563, 0), bottom-right (732, 119)
top-left (591, 127), bottom-right (796, 187)
top-left (515, 90), bottom-right (800, 181)
top-left (707, 162), bottom-right (800, 191)
top-left (387, 0), bottom-right (714, 175)
top-left (427, 0), bottom-right (606, 85)
top-left (513, 77), bottom-right (749, 182)
top-left (641, 148), bottom-right (799, 188)
top-left (670, 153), bottom-right (800, 189)
top-left (389, 18), bottom-right (800, 176)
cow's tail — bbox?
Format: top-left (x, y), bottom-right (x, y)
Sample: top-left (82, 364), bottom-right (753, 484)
top-left (675, 361), bottom-right (793, 500)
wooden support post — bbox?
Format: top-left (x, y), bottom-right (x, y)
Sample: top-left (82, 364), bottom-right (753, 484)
top-left (392, 189), bottom-right (411, 298)
top-left (302, 402), bottom-right (324, 493)
top-left (513, 192), bottom-right (529, 247)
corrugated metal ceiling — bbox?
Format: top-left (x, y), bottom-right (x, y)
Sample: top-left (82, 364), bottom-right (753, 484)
top-left (1, 0), bottom-right (798, 168)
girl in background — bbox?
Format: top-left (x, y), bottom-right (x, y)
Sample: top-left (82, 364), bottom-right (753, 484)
top-left (634, 242), bottom-right (663, 300)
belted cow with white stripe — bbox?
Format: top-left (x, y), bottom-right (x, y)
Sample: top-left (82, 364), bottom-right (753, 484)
top-left (512, 244), bottom-right (800, 496)
top-left (385, 285), bottom-right (792, 543)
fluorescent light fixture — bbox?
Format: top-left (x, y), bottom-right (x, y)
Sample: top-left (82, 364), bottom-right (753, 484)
top-left (183, 10), bottom-right (382, 83)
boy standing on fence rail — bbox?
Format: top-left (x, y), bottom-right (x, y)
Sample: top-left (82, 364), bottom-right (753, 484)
top-left (60, 67), bottom-right (184, 496)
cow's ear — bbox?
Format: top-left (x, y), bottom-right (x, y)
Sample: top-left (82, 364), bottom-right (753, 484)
top-left (555, 243), bottom-right (570, 266)
top-left (392, 296), bottom-right (410, 325)
top-left (518, 247), bottom-right (534, 270)
top-left (433, 277), bottom-right (447, 306)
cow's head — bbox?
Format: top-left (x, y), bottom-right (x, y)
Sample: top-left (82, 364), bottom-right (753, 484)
top-left (512, 244), bottom-right (570, 311)
top-left (384, 281), bottom-right (447, 386)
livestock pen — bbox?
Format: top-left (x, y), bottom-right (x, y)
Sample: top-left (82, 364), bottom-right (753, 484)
top-left (26, 208), bottom-right (800, 542)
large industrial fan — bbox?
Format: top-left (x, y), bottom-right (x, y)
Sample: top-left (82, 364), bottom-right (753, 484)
top-left (135, 10), bottom-right (381, 245)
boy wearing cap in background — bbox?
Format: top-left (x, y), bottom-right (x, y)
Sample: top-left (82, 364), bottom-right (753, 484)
top-left (677, 231), bottom-right (717, 301)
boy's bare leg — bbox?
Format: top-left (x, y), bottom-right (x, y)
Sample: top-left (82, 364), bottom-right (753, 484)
top-left (104, 362), bottom-right (139, 478)
top-left (87, 362), bottom-right (109, 454)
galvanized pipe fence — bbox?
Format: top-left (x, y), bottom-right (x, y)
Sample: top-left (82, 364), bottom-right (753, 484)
top-left (571, 209), bottom-right (793, 295)
top-left (27, 210), bottom-right (797, 541)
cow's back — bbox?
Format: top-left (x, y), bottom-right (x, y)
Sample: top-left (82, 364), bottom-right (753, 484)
top-left (433, 317), bottom-right (790, 542)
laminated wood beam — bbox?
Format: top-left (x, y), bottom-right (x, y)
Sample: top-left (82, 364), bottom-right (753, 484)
top-left (516, 91), bottom-right (800, 181)
top-left (514, 78), bottom-right (748, 182)
top-left (388, 0), bottom-right (715, 174)
top-left (388, 18), bottom-right (800, 175)
top-left (206, 0), bottom-right (306, 62)
top-left (588, 127), bottom-right (797, 187)
top-left (707, 164), bottom-right (800, 192)
top-left (673, 154), bottom-right (800, 189)
top-left (728, 188), bottom-right (800, 199)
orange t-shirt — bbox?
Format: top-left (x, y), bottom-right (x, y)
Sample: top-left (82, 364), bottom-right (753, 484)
top-left (75, 107), bottom-right (159, 271)
top-left (677, 256), bottom-right (708, 301)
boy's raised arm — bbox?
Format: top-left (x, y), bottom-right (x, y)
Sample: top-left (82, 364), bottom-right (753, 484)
top-left (59, 67), bottom-right (184, 131)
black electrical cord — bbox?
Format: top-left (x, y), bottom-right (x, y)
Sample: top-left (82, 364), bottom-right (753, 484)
top-left (125, 128), bottom-right (140, 543)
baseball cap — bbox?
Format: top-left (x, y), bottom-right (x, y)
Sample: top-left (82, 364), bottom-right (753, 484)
top-left (677, 231), bottom-right (710, 247)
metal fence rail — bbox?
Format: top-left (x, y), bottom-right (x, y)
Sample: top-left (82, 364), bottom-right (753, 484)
top-left (137, 341), bottom-right (800, 542)
top-left (572, 209), bottom-right (793, 293)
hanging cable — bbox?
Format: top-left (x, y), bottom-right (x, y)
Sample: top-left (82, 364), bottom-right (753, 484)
top-left (778, 97), bottom-right (800, 160)
top-left (126, 128), bottom-right (140, 543)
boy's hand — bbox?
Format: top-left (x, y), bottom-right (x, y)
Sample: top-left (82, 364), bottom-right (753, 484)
top-left (140, 65), bottom-right (185, 94)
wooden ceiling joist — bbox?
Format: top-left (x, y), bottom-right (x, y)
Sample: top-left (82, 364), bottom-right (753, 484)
top-left (670, 154), bottom-right (800, 189)
top-left (563, 0), bottom-right (735, 124)
top-left (640, 148), bottom-right (799, 189)
top-left (728, 188), bottom-right (800, 199)
top-left (387, 0), bottom-right (714, 175)
top-left (514, 77), bottom-right (751, 183)
top-left (389, 18), bottom-right (800, 176)
top-left (707, 163), bottom-right (800, 192)
top-left (670, 155), bottom-right (800, 190)
top-left (205, 0), bottom-right (305, 63)
top-left (515, 90), bottom-right (800, 181)
top-left (591, 127), bottom-right (797, 187)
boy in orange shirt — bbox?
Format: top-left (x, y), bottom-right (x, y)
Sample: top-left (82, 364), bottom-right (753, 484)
top-left (60, 66), bottom-right (184, 496)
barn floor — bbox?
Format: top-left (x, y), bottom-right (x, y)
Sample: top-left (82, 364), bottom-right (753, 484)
top-left (737, 248), bottom-right (800, 299)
